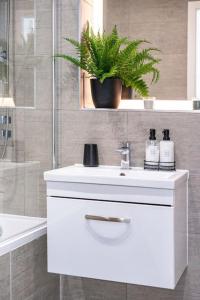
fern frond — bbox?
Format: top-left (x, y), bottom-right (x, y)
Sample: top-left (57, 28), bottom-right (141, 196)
top-left (100, 66), bottom-right (118, 83)
top-left (129, 78), bottom-right (149, 97)
top-left (55, 54), bottom-right (82, 68)
top-left (56, 24), bottom-right (161, 96)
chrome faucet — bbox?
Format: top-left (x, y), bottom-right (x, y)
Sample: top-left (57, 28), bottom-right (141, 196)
top-left (116, 142), bottom-right (131, 169)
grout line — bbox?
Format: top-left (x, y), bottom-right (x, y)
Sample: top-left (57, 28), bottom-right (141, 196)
top-left (60, 275), bottom-right (63, 300)
top-left (9, 252), bottom-right (12, 300)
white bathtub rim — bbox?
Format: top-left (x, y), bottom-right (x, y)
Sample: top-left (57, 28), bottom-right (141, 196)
top-left (0, 215), bottom-right (47, 257)
top-left (0, 224), bottom-right (47, 257)
top-left (0, 213), bottom-right (46, 222)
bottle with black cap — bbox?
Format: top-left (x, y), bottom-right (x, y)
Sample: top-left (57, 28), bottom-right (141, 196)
top-left (160, 129), bottom-right (174, 167)
top-left (145, 129), bottom-right (159, 166)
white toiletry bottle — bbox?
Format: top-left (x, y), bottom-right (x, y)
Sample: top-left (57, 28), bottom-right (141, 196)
top-left (160, 129), bottom-right (174, 167)
top-left (145, 129), bottom-right (159, 166)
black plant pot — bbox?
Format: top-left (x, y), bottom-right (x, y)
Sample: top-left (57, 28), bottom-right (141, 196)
top-left (90, 78), bottom-right (122, 109)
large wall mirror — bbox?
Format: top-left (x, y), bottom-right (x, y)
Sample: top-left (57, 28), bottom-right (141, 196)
top-left (0, 0), bottom-right (52, 108)
top-left (81, 0), bottom-right (200, 110)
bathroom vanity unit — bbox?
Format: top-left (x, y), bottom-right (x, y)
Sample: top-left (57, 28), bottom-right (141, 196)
top-left (44, 165), bottom-right (189, 289)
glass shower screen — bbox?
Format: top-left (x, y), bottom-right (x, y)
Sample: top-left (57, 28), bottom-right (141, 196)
top-left (0, 0), bottom-right (9, 97)
top-left (196, 9), bottom-right (200, 98)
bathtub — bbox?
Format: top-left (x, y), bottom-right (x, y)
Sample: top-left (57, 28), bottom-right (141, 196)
top-left (0, 214), bottom-right (47, 256)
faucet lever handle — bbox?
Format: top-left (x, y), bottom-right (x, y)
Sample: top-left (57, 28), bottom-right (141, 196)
top-left (121, 141), bottom-right (130, 149)
top-left (116, 148), bottom-right (125, 154)
top-left (116, 142), bottom-right (130, 154)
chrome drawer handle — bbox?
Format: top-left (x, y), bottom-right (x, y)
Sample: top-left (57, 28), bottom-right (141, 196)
top-left (85, 214), bottom-right (131, 223)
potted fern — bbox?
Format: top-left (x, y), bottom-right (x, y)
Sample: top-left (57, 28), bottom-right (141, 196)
top-left (56, 24), bottom-right (160, 109)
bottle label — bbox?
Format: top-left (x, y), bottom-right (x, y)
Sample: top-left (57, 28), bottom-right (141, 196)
top-left (146, 145), bottom-right (159, 164)
top-left (160, 142), bottom-right (174, 166)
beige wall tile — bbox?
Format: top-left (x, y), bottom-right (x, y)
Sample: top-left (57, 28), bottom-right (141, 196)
top-left (2, 175), bottom-right (25, 215)
top-left (0, 254), bottom-right (10, 300)
top-left (188, 175), bottom-right (200, 234)
top-left (57, 62), bottom-right (80, 110)
top-left (24, 163), bottom-right (40, 217)
top-left (61, 275), bottom-right (127, 300)
top-left (58, 0), bottom-right (80, 11)
top-left (11, 236), bottom-right (60, 300)
top-left (127, 111), bottom-right (200, 170)
top-left (56, 8), bottom-right (79, 55)
top-left (59, 110), bottom-right (128, 165)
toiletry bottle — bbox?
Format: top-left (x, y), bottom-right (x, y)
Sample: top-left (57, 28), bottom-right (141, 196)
top-left (160, 129), bottom-right (174, 167)
top-left (145, 129), bottom-right (159, 166)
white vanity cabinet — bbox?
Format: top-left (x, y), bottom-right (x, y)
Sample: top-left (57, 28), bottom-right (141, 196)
top-left (44, 165), bottom-right (188, 289)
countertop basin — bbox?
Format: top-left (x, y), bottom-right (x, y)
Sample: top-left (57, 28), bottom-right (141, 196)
top-left (44, 164), bottom-right (189, 189)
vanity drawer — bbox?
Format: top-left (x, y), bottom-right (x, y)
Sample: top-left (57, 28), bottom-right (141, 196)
top-left (47, 197), bottom-right (178, 289)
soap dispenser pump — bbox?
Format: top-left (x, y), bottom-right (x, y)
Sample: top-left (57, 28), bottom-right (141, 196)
top-left (145, 129), bottom-right (159, 166)
top-left (160, 129), bottom-right (174, 167)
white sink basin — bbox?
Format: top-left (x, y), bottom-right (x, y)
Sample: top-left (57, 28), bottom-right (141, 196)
top-left (44, 164), bottom-right (189, 189)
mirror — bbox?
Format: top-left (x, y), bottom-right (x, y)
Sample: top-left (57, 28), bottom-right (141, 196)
top-left (103, 0), bottom-right (186, 100)
top-left (81, 0), bottom-right (200, 104)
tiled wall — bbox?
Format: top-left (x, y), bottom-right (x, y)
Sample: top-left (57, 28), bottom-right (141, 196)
top-left (0, 236), bottom-right (60, 300)
top-left (57, 1), bottom-right (200, 299)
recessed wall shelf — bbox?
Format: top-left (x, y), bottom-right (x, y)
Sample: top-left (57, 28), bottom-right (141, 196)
top-left (82, 100), bottom-right (200, 112)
